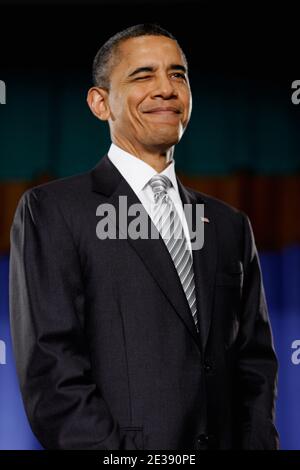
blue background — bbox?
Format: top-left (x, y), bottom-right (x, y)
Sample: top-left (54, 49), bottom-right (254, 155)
top-left (1, 248), bottom-right (300, 449)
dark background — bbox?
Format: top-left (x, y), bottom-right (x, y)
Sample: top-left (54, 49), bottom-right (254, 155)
top-left (0, 1), bottom-right (298, 78)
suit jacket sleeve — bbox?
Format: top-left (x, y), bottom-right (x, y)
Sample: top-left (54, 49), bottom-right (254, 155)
top-left (237, 212), bottom-right (280, 449)
top-left (9, 188), bottom-right (137, 450)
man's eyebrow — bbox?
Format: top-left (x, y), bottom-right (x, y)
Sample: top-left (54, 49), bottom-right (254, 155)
top-left (169, 64), bottom-right (187, 74)
top-left (127, 64), bottom-right (187, 78)
top-left (128, 66), bottom-right (155, 78)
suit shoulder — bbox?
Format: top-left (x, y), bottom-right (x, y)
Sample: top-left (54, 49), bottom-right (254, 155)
top-left (26, 171), bottom-right (91, 197)
top-left (19, 170), bottom-right (95, 211)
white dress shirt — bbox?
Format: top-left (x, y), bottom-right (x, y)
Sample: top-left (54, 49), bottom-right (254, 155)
top-left (107, 143), bottom-right (192, 253)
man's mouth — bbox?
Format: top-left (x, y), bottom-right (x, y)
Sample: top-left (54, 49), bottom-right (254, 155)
top-left (144, 106), bottom-right (181, 114)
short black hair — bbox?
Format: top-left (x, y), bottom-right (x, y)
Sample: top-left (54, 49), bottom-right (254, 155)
top-left (92, 23), bottom-right (188, 89)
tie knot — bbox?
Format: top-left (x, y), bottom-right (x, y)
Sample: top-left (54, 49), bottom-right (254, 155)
top-left (149, 175), bottom-right (172, 202)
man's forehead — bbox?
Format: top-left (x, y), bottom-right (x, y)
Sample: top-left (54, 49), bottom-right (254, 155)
top-left (119, 35), bottom-right (184, 65)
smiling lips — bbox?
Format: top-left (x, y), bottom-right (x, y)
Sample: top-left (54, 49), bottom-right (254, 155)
top-left (144, 106), bottom-right (181, 114)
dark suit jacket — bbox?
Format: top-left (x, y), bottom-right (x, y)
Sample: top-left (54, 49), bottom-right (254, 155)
top-left (9, 154), bottom-right (279, 450)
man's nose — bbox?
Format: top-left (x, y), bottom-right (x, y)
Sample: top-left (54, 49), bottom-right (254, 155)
top-left (151, 74), bottom-right (178, 99)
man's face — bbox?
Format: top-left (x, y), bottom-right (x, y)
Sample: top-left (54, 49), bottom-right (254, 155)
top-left (105, 35), bottom-right (192, 153)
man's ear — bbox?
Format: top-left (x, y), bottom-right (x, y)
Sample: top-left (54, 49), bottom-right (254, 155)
top-left (86, 87), bottom-right (110, 121)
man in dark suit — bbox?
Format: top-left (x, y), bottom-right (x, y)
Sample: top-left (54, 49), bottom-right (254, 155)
top-left (9, 23), bottom-right (279, 450)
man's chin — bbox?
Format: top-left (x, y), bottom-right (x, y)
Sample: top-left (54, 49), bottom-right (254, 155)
top-left (147, 132), bottom-right (181, 148)
top-left (146, 140), bottom-right (179, 152)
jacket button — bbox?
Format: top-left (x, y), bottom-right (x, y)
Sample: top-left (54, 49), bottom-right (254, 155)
top-left (204, 362), bottom-right (212, 372)
top-left (197, 433), bottom-right (209, 444)
top-left (197, 433), bottom-right (215, 447)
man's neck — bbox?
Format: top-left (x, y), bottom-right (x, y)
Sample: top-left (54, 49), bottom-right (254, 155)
top-left (112, 140), bottom-right (174, 173)
top-left (137, 153), bottom-right (172, 173)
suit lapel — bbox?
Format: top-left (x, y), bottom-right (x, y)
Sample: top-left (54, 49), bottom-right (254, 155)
top-left (91, 155), bottom-right (215, 352)
top-left (177, 178), bottom-right (217, 356)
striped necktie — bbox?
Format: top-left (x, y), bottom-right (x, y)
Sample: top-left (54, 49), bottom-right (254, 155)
top-left (149, 174), bottom-right (199, 334)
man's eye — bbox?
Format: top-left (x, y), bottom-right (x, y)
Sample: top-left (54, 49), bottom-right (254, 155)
top-left (172, 73), bottom-right (186, 80)
top-left (135, 75), bottom-right (151, 80)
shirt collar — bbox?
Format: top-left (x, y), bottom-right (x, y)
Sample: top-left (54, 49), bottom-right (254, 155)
top-left (107, 142), bottom-right (179, 194)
